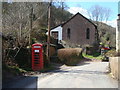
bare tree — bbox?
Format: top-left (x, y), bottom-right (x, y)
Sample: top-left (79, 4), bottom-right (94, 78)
top-left (88, 5), bottom-right (111, 23)
top-left (2, 2), bottom-right (31, 46)
top-left (104, 8), bottom-right (111, 23)
top-left (2, 2), bottom-right (49, 46)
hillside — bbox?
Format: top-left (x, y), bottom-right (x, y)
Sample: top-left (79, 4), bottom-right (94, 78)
top-left (2, 2), bottom-right (72, 78)
top-left (2, 2), bottom-right (72, 44)
top-left (94, 21), bottom-right (116, 48)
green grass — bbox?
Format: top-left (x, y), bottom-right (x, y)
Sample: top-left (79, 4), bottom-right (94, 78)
top-left (82, 53), bottom-right (103, 60)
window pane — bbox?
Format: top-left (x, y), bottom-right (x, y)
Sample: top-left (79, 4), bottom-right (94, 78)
top-left (67, 28), bottom-right (70, 39)
top-left (86, 28), bottom-right (90, 39)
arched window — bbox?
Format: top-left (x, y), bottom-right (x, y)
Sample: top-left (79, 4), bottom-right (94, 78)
top-left (67, 28), bottom-right (70, 39)
top-left (86, 28), bottom-right (90, 39)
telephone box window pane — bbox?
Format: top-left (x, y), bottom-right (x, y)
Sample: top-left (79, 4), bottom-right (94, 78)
top-left (34, 50), bottom-right (39, 52)
top-left (34, 46), bottom-right (41, 48)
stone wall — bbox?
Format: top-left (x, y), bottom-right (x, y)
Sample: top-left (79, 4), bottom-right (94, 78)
top-left (62, 13), bottom-right (97, 47)
top-left (109, 57), bottom-right (120, 80)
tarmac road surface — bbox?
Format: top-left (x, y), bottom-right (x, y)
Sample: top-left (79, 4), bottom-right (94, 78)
top-left (37, 61), bottom-right (118, 88)
top-left (3, 61), bottom-right (118, 89)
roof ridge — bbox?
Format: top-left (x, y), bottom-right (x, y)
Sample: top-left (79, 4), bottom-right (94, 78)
top-left (62, 12), bottom-right (97, 27)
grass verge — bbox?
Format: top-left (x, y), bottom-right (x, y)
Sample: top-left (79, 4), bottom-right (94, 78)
top-left (82, 52), bottom-right (103, 60)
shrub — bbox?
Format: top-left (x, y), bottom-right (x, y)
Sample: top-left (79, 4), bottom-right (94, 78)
top-left (105, 49), bottom-right (117, 57)
top-left (15, 48), bottom-right (30, 68)
top-left (57, 48), bottom-right (83, 65)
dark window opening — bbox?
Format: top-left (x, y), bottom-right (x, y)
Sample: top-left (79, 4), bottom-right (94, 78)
top-left (52, 31), bottom-right (58, 39)
top-left (86, 28), bottom-right (90, 39)
top-left (106, 37), bottom-right (109, 41)
top-left (67, 28), bottom-right (70, 39)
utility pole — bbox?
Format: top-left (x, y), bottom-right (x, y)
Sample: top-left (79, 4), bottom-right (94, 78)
top-left (61, 1), bottom-right (64, 23)
top-left (29, 6), bottom-right (33, 66)
top-left (29, 6), bottom-right (33, 46)
top-left (47, 1), bottom-right (52, 64)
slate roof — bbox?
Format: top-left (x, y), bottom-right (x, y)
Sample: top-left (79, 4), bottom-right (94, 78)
top-left (51, 12), bottom-right (97, 30)
top-left (61, 12), bottom-right (97, 28)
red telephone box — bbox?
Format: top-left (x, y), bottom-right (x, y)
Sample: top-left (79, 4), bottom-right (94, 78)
top-left (32, 44), bottom-right (43, 71)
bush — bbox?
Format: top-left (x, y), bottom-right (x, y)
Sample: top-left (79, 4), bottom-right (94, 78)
top-left (105, 49), bottom-right (117, 57)
top-left (57, 48), bottom-right (83, 66)
top-left (15, 47), bottom-right (30, 68)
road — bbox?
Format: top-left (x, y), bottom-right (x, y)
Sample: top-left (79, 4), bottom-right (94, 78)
top-left (37, 61), bottom-right (118, 88)
top-left (3, 61), bottom-right (118, 88)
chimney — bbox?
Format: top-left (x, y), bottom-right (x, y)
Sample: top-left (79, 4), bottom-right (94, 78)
top-left (118, 14), bottom-right (120, 20)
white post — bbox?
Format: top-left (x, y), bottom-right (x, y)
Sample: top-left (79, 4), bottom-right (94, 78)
top-left (116, 1), bottom-right (120, 53)
top-left (116, 15), bottom-right (120, 52)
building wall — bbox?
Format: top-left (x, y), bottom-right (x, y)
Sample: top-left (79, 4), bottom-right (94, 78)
top-left (109, 57), bottom-right (120, 81)
top-left (62, 14), bottom-right (97, 47)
